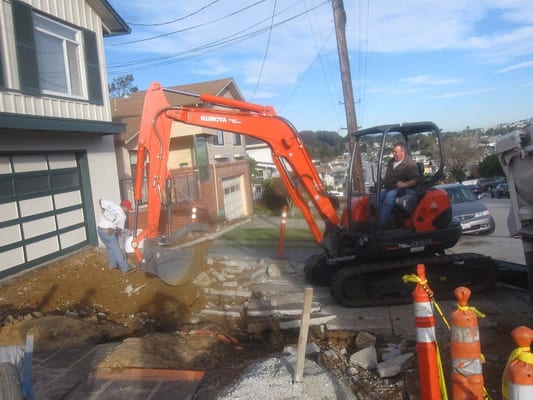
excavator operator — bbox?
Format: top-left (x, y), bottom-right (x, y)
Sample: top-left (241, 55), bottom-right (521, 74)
top-left (378, 142), bottom-right (422, 227)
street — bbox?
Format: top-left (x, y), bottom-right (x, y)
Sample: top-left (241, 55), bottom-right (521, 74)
top-left (481, 196), bottom-right (513, 237)
top-left (452, 196), bottom-right (526, 265)
top-left (210, 197), bottom-right (525, 266)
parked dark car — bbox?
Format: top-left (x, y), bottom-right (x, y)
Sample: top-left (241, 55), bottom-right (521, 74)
top-left (477, 176), bottom-right (506, 193)
top-left (491, 183), bottom-right (510, 198)
top-left (436, 183), bottom-right (495, 235)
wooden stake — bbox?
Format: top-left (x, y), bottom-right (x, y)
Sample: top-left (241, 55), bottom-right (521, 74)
top-left (294, 287), bottom-right (313, 383)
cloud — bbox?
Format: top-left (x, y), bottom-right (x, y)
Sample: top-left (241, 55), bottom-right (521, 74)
top-left (349, 1), bottom-right (533, 64)
top-left (400, 75), bottom-right (461, 86)
top-left (496, 61), bottom-right (533, 74)
top-left (367, 75), bottom-right (462, 96)
top-left (431, 88), bottom-right (494, 99)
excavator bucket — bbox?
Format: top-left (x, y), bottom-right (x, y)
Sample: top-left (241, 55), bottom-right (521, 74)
top-left (139, 241), bottom-right (200, 285)
top-left (138, 223), bottom-right (212, 286)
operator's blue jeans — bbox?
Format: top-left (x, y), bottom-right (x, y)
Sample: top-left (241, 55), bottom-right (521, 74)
top-left (378, 188), bottom-right (416, 225)
top-left (98, 228), bottom-right (129, 272)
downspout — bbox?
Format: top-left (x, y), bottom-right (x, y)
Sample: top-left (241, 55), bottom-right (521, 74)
top-left (212, 163), bottom-right (220, 217)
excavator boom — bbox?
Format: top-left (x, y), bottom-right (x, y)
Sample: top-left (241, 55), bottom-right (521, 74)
top-left (136, 82), bottom-right (339, 245)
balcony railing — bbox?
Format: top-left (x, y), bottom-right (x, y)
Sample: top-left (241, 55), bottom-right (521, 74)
top-left (119, 169), bottom-right (200, 207)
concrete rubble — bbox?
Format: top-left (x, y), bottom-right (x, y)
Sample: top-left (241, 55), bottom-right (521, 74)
top-left (186, 255), bottom-right (417, 399)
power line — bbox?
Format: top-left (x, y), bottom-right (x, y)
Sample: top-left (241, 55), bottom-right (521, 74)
top-left (360, 0), bottom-right (370, 127)
top-left (250, 0), bottom-right (277, 101)
top-left (107, 1), bottom-right (329, 76)
top-left (354, 0), bottom-right (370, 127)
top-left (111, 1), bottom-right (266, 46)
top-left (302, 0), bottom-right (342, 127)
top-left (126, 0), bottom-right (221, 27)
top-left (278, 28), bottom-right (335, 113)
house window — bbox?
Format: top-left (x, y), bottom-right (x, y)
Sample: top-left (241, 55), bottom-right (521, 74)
top-left (34, 14), bottom-right (84, 98)
top-left (213, 131), bottom-right (224, 146)
top-left (233, 134), bottom-right (242, 146)
top-left (12, 0), bottom-right (103, 104)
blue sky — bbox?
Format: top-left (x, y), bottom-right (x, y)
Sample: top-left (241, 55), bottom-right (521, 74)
top-left (104, 0), bottom-right (533, 134)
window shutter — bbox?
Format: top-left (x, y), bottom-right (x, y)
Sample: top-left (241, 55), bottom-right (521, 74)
top-left (83, 30), bottom-right (103, 105)
top-left (12, 0), bottom-right (40, 95)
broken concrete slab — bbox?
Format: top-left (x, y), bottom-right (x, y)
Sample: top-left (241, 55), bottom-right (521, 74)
top-left (377, 352), bottom-right (415, 378)
top-left (349, 346), bottom-right (378, 370)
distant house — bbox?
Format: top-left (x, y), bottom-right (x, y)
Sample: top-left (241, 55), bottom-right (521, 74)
top-left (0, 0), bottom-right (130, 278)
top-left (246, 136), bottom-right (349, 198)
top-left (245, 137), bottom-right (279, 180)
top-left (111, 78), bottom-right (253, 226)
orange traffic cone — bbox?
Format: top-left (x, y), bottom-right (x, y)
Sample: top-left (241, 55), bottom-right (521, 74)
top-left (278, 205), bottom-right (287, 257)
top-left (450, 286), bottom-right (484, 400)
top-left (502, 326), bottom-right (533, 400)
top-left (412, 264), bottom-right (442, 400)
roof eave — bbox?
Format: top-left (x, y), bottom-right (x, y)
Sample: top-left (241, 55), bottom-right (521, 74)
top-left (87, 0), bottom-right (130, 36)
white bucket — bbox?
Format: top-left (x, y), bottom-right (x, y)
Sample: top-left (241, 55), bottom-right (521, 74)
top-left (125, 230), bottom-right (144, 253)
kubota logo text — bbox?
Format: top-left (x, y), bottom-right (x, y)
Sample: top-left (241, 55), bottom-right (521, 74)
top-left (200, 115), bottom-right (227, 123)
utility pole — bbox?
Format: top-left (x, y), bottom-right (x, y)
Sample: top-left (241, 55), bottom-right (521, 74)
top-left (332, 0), bottom-right (364, 191)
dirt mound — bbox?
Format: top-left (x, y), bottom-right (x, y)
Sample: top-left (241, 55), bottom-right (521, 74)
top-left (0, 248), bottom-right (208, 343)
top-left (0, 247), bottom-right (291, 398)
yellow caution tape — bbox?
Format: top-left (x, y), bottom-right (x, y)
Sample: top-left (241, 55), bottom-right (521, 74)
top-left (402, 273), bottom-right (425, 285)
top-left (432, 298), bottom-right (451, 331)
top-left (402, 273), bottom-right (434, 298)
top-left (502, 346), bottom-right (533, 400)
top-left (435, 343), bottom-right (449, 400)
top-left (456, 303), bottom-right (486, 319)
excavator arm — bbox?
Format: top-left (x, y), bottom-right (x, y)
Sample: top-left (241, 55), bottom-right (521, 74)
top-left (134, 82), bottom-right (340, 248)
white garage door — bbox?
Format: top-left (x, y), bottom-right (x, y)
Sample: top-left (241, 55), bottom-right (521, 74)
top-left (222, 176), bottom-right (244, 220)
top-left (0, 153), bottom-right (88, 276)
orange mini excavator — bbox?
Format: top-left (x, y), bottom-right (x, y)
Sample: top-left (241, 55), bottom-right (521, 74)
top-left (129, 82), bottom-right (498, 307)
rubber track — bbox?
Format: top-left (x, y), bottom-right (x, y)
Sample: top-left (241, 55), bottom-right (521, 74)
top-left (329, 252), bottom-right (499, 307)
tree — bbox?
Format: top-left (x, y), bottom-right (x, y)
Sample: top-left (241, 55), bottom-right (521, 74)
top-left (478, 154), bottom-right (504, 177)
top-left (262, 178), bottom-right (287, 214)
top-left (248, 157), bottom-right (260, 183)
top-left (299, 131), bottom-right (348, 161)
top-left (108, 74), bottom-right (139, 98)
top-left (443, 135), bottom-right (484, 182)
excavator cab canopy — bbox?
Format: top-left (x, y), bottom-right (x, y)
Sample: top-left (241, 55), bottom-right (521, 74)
top-left (348, 121), bottom-right (445, 197)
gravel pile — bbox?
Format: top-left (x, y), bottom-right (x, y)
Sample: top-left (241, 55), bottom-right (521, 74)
top-left (217, 350), bottom-right (356, 400)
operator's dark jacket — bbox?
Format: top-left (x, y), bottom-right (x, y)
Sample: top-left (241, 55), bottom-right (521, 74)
top-left (382, 157), bottom-right (421, 190)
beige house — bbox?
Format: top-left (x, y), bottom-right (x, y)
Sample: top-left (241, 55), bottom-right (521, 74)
top-left (111, 78), bottom-right (253, 227)
top-left (0, 0), bottom-right (129, 278)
